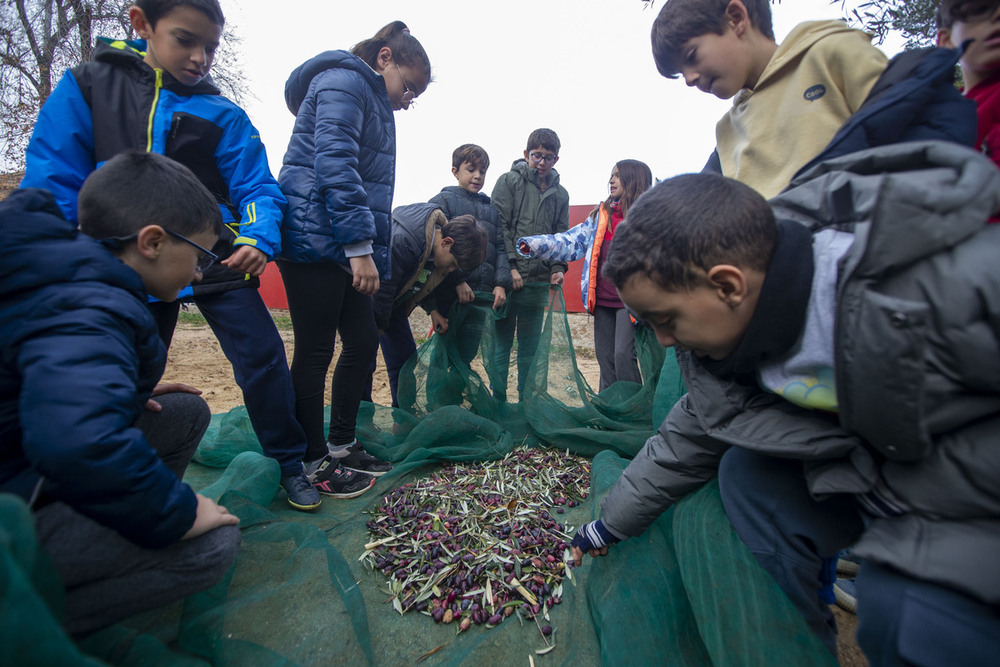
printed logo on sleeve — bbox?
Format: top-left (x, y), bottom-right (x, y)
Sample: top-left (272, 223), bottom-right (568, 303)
top-left (803, 84), bottom-right (827, 102)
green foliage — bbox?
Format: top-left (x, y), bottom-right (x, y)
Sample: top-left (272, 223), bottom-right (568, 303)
top-left (834, 0), bottom-right (940, 48)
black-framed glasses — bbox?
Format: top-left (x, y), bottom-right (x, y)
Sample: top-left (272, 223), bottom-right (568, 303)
top-left (528, 151), bottom-right (558, 165)
top-left (165, 228), bottom-right (218, 272)
top-left (951, 0), bottom-right (1000, 23)
top-left (395, 62), bottom-right (415, 108)
top-left (97, 229), bottom-right (218, 273)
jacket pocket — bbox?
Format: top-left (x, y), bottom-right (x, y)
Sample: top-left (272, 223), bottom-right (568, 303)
top-left (842, 290), bottom-right (931, 461)
top-left (164, 112), bottom-right (230, 211)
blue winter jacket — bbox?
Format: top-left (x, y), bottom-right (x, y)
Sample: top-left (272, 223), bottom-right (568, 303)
top-left (21, 39), bottom-right (286, 297)
top-left (0, 189), bottom-right (197, 549)
top-left (279, 50), bottom-right (395, 278)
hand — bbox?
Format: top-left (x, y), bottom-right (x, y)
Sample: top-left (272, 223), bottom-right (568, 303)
top-left (492, 286), bottom-right (507, 310)
top-left (456, 282), bottom-right (475, 304)
top-left (570, 519), bottom-right (620, 566)
top-left (222, 245), bottom-right (268, 277)
top-left (430, 309), bottom-right (449, 335)
top-left (550, 271), bottom-right (565, 287)
top-left (146, 382), bottom-right (202, 412)
top-left (511, 269), bottom-right (523, 291)
top-left (350, 255), bottom-right (380, 295)
top-left (182, 493), bottom-right (239, 540)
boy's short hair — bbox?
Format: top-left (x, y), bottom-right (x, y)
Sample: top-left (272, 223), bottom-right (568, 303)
top-left (935, 0), bottom-right (981, 29)
top-left (651, 0), bottom-right (774, 78)
top-left (452, 144), bottom-right (490, 171)
top-left (526, 128), bottom-right (561, 155)
top-left (441, 214), bottom-right (488, 272)
top-left (134, 0), bottom-right (225, 28)
top-left (79, 150), bottom-right (222, 240)
top-left (603, 173), bottom-right (776, 290)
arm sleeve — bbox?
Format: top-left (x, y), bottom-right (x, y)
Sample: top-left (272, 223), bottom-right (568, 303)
top-left (549, 191), bottom-right (571, 275)
top-left (17, 317), bottom-right (197, 549)
top-left (20, 71), bottom-right (96, 223)
top-left (312, 70), bottom-right (378, 250)
top-left (216, 111), bottom-right (287, 259)
top-left (491, 176), bottom-right (519, 266)
top-left (830, 34), bottom-right (888, 113)
top-left (518, 217), bottom-right (595, 262)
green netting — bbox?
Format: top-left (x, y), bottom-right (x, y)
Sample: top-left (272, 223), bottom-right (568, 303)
top-left (3, 284), bottom-right (834, 665)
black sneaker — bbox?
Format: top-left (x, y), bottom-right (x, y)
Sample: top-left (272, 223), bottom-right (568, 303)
top-left (308, 456), bottom-right (375, 499)
top-left (279, 470), bottom-right (322, 511)
top-left (337, 442), bottom-right (393, 477)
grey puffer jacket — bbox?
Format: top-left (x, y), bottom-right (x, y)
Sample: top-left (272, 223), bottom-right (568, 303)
top-left (602, 141), bottom-right (1000, 604)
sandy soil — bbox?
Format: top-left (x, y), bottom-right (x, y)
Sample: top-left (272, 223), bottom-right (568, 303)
top-left (160, 307), bottom-right (600, 414)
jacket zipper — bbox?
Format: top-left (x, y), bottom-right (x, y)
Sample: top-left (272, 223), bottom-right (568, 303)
top-left (145, 69), bottom-right (163, 152)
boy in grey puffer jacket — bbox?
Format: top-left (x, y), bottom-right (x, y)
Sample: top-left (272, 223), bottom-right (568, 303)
top-left (571, 141), bottom-right (1000, 664)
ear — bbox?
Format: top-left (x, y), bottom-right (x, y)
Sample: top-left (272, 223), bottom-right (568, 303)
top-left (129, 5), bottom-right (153, 38)
top-left (135, 224), bottom-right (168, 261)
top-left (705, 264), bottom-right (748, 306)
top-left (440, 236), bottom-right (454, 250)
top-left (451, 166), bottom-right (460, 179)
top-left (726, 0), bottom-right (750, 36)
top-left (376, 46), bottom-right (393, 72)
top-left (523, 149), bottom-right (531, 162)
top-left (937, 27), bottom-right (955, 49)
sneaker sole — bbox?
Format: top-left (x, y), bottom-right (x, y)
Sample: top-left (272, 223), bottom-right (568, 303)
top-left (286, 497), bottom-right (322, 511)
top-left (313, 476), bottom-right (376, 499)
top-left (833, 584), bottom-right (857, 614)
top-left (342, 464), bottom-right (391, 477)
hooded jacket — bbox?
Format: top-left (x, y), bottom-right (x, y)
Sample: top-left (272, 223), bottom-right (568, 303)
top-left (279, 50), bottom-right (395, 278)
top-left (0, 189), bottom-right (197, 549)
top-left (428, 186), bottom-right (512, 293)
top-left (491, 160), bottom-right (570, 283)
top-left (21, 39), bottom-right (286, 297)
top-left (602, 141), bottom-right (1000, 605)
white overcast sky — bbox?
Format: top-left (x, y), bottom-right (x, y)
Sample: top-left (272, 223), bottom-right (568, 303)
top-left (220, 0), bottom-right (904, 207)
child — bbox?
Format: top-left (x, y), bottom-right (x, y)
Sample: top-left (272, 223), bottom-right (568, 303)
top-left (428, 144), bottom-right (513, 333)
top-left (19, 0), bottom-right (322, 512)
top-left (0, 150), bottom-right (241, 636)
top-left (517, 159), bottom-right (653, 391)
top-left (490, 128), bottom-right (570, 401)
top-left (369, 206), bottom-right (488, 408)
top-left (651, 0), bottom-right (978, 199)
top-left (570, 143), bottom-right (1000, 662)
top-left (937, 0), bottom-right (1000, 173)
top-left (279, 22), bottom-right (430, 492)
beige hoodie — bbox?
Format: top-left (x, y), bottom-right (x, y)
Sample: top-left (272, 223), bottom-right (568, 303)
top-left (716, 20), bottom-right (887, 199)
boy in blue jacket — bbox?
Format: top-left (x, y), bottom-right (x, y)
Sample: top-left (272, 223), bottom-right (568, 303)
top-left (20, 0), bottom-right (322, 511)
top-left (0, 150), bottom-right (241, 636)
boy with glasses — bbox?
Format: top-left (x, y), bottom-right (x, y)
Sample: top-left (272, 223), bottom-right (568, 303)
top-left (490, 128), bottom-right (570, 402)
top-left (938, 0), bottom-right (1000, 177)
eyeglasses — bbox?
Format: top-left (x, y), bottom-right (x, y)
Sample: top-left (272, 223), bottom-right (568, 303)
top-left (528, 152), bottom-right (558, 165)
top-left (951, 0), bottom-right (1000, 23)
top-left (395, 62), bottom-right (415, 108)
top-left (97, 229), bottom-right (218, 273)
top-left (165, 228), bottom-right (218, 272)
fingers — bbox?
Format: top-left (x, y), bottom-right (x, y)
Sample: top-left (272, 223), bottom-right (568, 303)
top-left (145, 398), bottom-right (162, 412)
top-left (571, 546), bottom-right (584, 567)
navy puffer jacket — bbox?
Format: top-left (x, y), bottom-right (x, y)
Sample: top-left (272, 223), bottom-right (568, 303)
top-left (278, 50), bottom-right (395, 277)
top-left (0, 189), bottom-right (197, 549)
top-left (429, 186), bottom-right (512, 293)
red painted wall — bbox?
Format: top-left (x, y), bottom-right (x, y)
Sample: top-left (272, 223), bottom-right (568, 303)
top-left (258, 203), bottom-right (595, 313)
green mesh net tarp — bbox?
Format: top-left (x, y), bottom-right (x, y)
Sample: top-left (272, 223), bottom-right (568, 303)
top-left (2, 284), bottom-right (834, 666)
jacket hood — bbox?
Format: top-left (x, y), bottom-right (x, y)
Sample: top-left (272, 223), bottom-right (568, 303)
top-left (284, 49), bottom-right (383, 115)
top-left (509, 158), bottom-right (561, 189)
top-left (756, 20), bottom-right (870, 92)
top-left (438, 185), bottom-right (491, 205)
top-left (0, 189), bottom-right (147, 302)
top-left (774, 140), bottom-right (1000, 277)
top-left (93, 37), bottom-right (220, 95)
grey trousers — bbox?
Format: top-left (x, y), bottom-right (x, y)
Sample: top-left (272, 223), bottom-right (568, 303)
top-left (593, 306), bottom-right (641, 392)
top-left (33, 392), bottom-right (241, 635)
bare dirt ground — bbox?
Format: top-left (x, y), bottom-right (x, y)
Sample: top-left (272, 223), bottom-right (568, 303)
top-left (161, 308), bottom-right (600, 414)
top-left (160, 307), bottom-right (864, 666)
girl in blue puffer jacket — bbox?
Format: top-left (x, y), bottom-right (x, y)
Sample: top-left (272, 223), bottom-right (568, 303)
top-left (517, 160), bottom-right (653, 391)
top-left (277, 21), bottom-right (431, 499)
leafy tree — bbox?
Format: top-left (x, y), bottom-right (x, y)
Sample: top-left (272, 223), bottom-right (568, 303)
top-left (0, 0), bottom-right (245, 168)
top-left (834, 0), bottom-right (940, 48)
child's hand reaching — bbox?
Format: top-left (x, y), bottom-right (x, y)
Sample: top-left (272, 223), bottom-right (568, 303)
top-left (223, 245), bottom-right (268, 277)
top-left (570, 519), bottom-right (620, 566)
top-left (430, 310), bottom-right (449, 335)
top-left (511, 269), bottom-right (523, 291)
top-left (183, 493), bottom-right (239, 540)
top-left (456, 282), bottom-right (475, 304)
top-left (492, 286), bottom-right (507, 310)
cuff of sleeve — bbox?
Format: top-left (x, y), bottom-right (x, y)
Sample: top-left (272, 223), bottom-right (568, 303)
top-left (344, 241), bottom-right (374, 258)
top-left (599, 519), bottom-right (627, 543)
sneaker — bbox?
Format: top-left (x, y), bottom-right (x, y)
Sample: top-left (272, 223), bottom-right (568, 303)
top-left (280, 471), bottom-right (322, 511)
top-left (309, 455), bottom-right (375, 498)
top-left (833, 578), bottom-right (857, 614)
top-left (836, 550), bottom-right (861, 577)
top-left (337, 442), bottom-right (393, 477)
